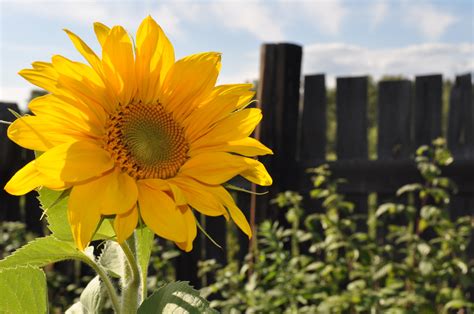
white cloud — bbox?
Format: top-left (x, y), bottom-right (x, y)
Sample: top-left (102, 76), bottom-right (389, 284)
top-left (303, 42), bottom-right (474, 87)
top-left (371, 1), bottom-right (389, 29)
top-left (3, 0), bottom-right (183, 37)
top-left (299, 0), bottom-right (348, 35)
top-left (209, 1), bottom-right (284, 41)
top-left (404, 2), bottom-right (457, 40)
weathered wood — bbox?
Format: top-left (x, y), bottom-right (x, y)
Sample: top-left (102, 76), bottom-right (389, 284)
top-left (414, 74), bottom-right (443, 147)
top-left (0, 103), bottom-right (23, 223)
top-left (300, 74), bottom-right (326, 161)
top-left (335, 77), bottom-right (369, 221)
top-left (336, 76), bottom-right (368, 159)
top-left (378, 80), bottom-right (413, 160)
top-left (298, 159), bottom-right (474, 194)
top-left (256, 43), bottom-right (302, 223)
top-left (448, 73), bottom-right (473, 159)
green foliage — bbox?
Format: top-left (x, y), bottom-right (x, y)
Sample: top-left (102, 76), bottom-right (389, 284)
top-left (200, 140), bottom-right (473, 313)
top-left (138, 281), bottom-right (218, 314)
top-left (0, 266), bottom-right (48, 314)
top-left (0, 235), bottom-right (90, 269)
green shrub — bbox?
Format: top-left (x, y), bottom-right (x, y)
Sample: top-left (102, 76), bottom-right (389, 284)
top-left (200, 140), bottom-right (473, 313)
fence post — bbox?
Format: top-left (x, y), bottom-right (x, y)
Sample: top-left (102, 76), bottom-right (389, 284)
top-left (300, 74), bottom-right (326, 162)
top-left (336, 76), bottom-right (369, 219)
top-left (256, 43), bottom-right (302, 223)
top-left (447, 73), bottom-right (474, 221)
top-left (0, 103), bottom-right (23, 223)
top-left (448, 73), bottom-right (473, 159)
top-left (378, 80), bottom-right (413, 160)
top-left (414, 74), bottom-right (443, 147)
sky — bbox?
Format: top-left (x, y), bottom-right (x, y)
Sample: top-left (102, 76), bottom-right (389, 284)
top-left (0, 0), bottom-right (473, 109)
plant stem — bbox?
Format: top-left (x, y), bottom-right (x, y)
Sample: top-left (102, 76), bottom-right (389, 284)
top-left (83, 257), bottom-right (121, 313)
top-left (120, 238), bottom-right (141, 314)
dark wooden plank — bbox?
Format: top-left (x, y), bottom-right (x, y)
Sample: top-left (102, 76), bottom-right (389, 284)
top-left (336, 76), bottom-right (368, 159)
top-left (377, 80), bottom-right (414, 236)
top-left (0, 103), bottom-right (23, 223)
top-left (297, 159), bottom-right (474, 194)
top-left (335, 77), bottom-right (369, 225)
top-left (300, 74), bottom-right (326, 161)
top-left (377, 80), bottom-right (413, 160)
top-left (414, 74), bottom-right (443, 147)
top-left (256, 43), bottom-right (302, 223)
top-left (448, 73), bottom-right (473, 159)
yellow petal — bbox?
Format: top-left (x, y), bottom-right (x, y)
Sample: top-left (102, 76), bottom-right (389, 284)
top-left (64, 29), bottom-right (103, 77)
top-left (28, 94), bottom-right (104, 137)
top-left (4, 161), bottom-right (68, 195)
top-left (214, 187), bottom-right (252, 238)
top-left (141, 179), bottom-right (187, 206)
top-left (69, 168), bottom-right (138, 216)
top-left (191, 108), bottom-right (262, 150)
top-left (182, 84), bottom-right (254, 142)
top-left (68, 185), bottom-right (102, 250)
top-left (175, 207), bottom-right (197, 252)
top-left (240, 159), bottom-right (273, 186)
top-left (189, 137), bottom-right (273, 157)
top-left (160, 52), bottom-right (221, 120)
top-left (114, 206), bottom-right (139, 243)
top-left (138, 182), bottom-right (187, 242)
top-left (102, 26), bottom-right (136, 105)
top-left (100, 169), bottom-right (138, 215)
top-left (179, 152), bottom-right (249, 185)
top-left (35, 141), bottom-right (114, 182)
top-left (169, 176), bottom-right (227, 217)
top-left (7, 115), bottom-right (92, 151)
top-left (52, 55), bottom-right (114, 114)
top-left (135, 15), bottom-right (175, 103)
top-left (4, 161), bottom-right (41, 195)
top-left (18, 67), bottom-right (58, 93)
top-left (94, 22), bottom-right (110, 47)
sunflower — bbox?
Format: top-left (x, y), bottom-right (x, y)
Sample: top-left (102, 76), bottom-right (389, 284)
top-left (4, 16), bottom-right (272, 251)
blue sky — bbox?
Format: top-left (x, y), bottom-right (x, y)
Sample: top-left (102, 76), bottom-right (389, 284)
top-left (0, 0), bottom-right (473, 109)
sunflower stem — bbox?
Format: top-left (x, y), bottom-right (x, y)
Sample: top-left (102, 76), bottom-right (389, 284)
top-left (82, 257), bottom-right (121, 313)
top-left (120, 238), bottom-right (141, 313)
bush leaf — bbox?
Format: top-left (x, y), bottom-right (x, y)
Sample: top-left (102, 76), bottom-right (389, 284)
top-left (138, 281), bottom-right (218, 314)
top-left (0, 266), bottom-right (48, 314)
top-left (0, 235), bottom-right (89, 269)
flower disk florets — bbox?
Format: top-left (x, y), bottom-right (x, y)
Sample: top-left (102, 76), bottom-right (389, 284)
top-left (104, 101), bottom-right (189, 180)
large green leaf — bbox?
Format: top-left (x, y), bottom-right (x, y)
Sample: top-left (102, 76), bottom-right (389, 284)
top-left (138, 281), bottom-right (218, 314)
top-left (0, 266), bottom-right (48, 314)
top-left (0, 235), bottom-right (89, 269)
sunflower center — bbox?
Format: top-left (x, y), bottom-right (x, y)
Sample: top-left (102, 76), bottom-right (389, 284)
top-left (104, 101), bottom-right (189, 179)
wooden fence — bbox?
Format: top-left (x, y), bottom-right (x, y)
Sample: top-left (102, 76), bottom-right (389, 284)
top-left (0, 43), bottom-right (473, 289)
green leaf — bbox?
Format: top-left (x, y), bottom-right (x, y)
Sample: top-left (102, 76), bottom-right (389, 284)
top-left (136, 226), bottom-right (155, 290)
top-left (80, 275), bottom-right (106, 313)
top-left (98, 241), bottom-right (126, 278)
top-left (0, 266), bottom-right (48, 314)
top-left (38, 187), bottom-right (73, 241)
top-left (443, 300), bottom-right (470, 312)
top-left (0, 235), bottom-right (89, 269)
top-left (137, 281), bottom-right (218, 314)
top-left (396, 183), bottom-right (422, 196)
top-left (93, 218), bottom-right (116, 241)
